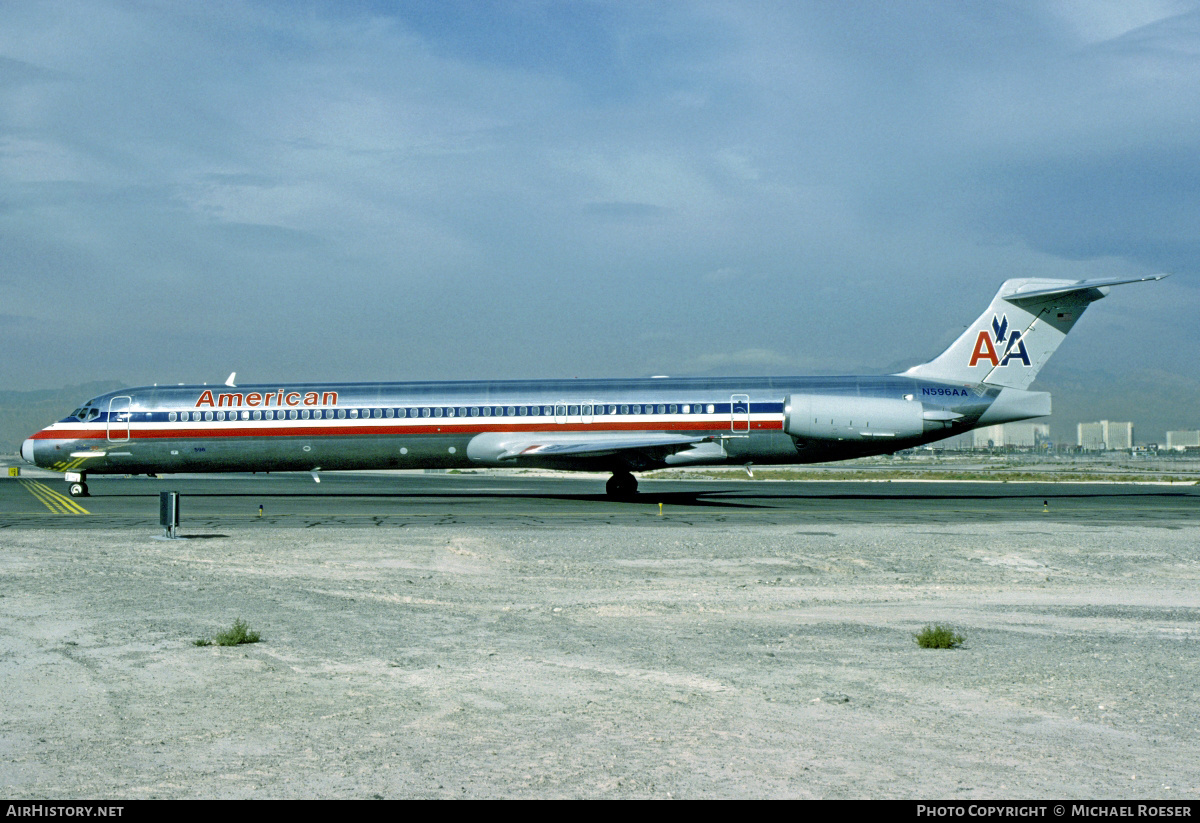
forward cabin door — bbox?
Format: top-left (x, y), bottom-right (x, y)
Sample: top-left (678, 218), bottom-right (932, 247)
top-left (107, 396), bottom-right (131, 442)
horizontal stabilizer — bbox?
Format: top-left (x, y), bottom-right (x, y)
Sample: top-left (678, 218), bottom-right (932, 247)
top-left (1001, 274), bottom-right (1168, 301)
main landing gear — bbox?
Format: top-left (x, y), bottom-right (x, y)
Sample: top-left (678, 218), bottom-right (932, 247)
top-left (605, 471), bottom-right (638, 498)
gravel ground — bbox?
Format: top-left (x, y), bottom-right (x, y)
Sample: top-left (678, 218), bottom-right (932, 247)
top-left (1, 521), bottom-right (1198, 798)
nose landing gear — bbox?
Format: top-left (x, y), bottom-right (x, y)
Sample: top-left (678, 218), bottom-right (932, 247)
top-left (605, 471), bottom-right (638, 498)
top-left (65, 472), bottom-right (89, 497)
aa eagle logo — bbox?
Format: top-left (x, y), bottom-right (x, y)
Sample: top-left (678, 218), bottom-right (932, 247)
top-left (968, 315), bottom-right (1031, 368)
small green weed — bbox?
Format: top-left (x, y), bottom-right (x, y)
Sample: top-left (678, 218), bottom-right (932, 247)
top-left (195, 618), bottom-right (261, 647)
top-left (914, 624), bottom-right (965, 649)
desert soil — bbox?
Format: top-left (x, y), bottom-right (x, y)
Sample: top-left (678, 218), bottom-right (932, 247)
top-left (1, 521), bottom-right (1198, 798)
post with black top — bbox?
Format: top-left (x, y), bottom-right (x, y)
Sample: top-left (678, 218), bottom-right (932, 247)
top-left (160, 491), bottom-right (180, 539)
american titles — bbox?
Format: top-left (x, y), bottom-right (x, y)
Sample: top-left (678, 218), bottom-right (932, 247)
top-left (195, 389), bottom-right (338, 409)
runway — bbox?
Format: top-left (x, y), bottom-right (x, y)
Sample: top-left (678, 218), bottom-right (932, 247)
top-left (2, 470), bottom-right (1196, 529)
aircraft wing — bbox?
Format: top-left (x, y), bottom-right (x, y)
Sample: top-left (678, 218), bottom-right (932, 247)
top-left (465, 431), bottom-right (713, 463)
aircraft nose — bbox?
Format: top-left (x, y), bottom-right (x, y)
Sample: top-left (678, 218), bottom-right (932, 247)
top-left (20, 438), bottom-right (35, 465)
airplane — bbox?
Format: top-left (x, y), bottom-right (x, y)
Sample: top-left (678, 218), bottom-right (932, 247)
top-left (21, 275), bottom-right (1165, 498)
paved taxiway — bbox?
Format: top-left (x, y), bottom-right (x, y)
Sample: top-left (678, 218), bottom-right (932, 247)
top-left (1, 470), bottom-right (1197, 529)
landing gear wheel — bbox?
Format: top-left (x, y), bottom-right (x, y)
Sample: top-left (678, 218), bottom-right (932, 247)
top-left (68, 482), bottom-right (89, 498)
top-left (605, 472), bottom-right (638, 498)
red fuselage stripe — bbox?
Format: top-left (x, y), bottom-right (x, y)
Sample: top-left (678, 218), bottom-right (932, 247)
top-left (34, 420), bottom-right (785, 440)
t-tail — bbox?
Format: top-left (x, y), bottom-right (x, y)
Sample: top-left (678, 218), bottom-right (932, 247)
top-left (900, 275), bottom-right (1168, 389)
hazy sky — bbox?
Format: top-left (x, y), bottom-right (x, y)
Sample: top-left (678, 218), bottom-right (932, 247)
top-left (1, 0), bottom-right (1196, 393)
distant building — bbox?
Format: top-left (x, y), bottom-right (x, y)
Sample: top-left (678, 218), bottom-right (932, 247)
top-left (1077, 422), bottom-right (1105, 450)
top-left (972, 422), bottom-right (1050, 448)
top-left (1166, 430), bottom-right (1200, 451)
top-left (1078, 420), bottom-right (1134, 451)
top-left (1107, 421), bottom-right (1133, 450)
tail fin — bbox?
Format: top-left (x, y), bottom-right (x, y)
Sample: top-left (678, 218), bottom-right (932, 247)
top-left (900, 275), bottom-right (1167, 389)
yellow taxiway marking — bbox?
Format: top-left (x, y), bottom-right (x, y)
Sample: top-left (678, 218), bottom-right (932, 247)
top-left (18, 479), bottom-right (90, 514)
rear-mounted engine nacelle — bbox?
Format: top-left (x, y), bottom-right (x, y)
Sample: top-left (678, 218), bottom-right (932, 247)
top-left (784, 394), bottom-right (925, 442)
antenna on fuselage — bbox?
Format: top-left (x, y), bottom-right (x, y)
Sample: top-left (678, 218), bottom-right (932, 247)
top-left (225, 372), bottom-right (237, 388)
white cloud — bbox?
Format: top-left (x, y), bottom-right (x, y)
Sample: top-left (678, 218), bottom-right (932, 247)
top-left (1048, 0), bottom-right (1192, 44)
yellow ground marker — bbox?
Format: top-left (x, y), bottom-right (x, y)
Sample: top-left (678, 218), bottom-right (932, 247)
top-left (18, 479), bottom-right (90, 514)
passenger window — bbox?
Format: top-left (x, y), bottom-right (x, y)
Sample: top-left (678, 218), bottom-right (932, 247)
top-left (434, 407), bottom-right (443, 418)
top-left (168, 412), bottom-right (177, 422)
top-left (253, 410), bottom-right (262, 420)
top-left (314, 409), bottom-right (323, 419)
top-left (384, 408), bottom-right (393, 418)
top-left (265, 410), bottom-right (274, 420)
top-left (289, 409), bottom-right (298, 420)
top-left (445, 407), bottom-right (455, 417)
top-left (706, 404), bottom-right (715, 414)
top-left (669, 405), bottom-right (677, 414)
top-left (204, 411), bottom-right (213, 421)
top-left (337, 409), bottom-right (346, 419)
top-left (519, 406), bottom-right (527, 416)
top-left (301, 409), bottom-right (310, 419)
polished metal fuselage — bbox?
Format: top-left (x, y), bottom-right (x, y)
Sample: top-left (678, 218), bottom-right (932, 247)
top-left (25, 374), bottom-right (1018, 477)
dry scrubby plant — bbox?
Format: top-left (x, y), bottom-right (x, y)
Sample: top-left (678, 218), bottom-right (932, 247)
top-left (914, 624), bottom-right (966, 649)
top-left (194, 618), bottom-right (261, 647)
